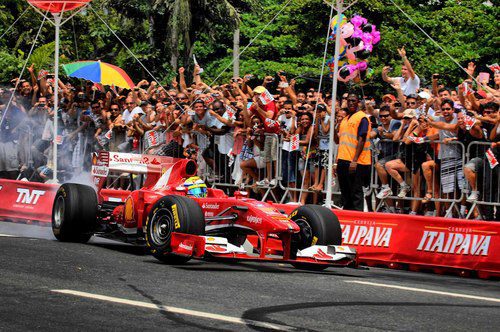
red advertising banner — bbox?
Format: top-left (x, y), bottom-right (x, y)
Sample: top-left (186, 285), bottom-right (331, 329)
top-left (0, 179), bottom-right (58, 223)
top-left (276, 204), bottom-right (500, 278)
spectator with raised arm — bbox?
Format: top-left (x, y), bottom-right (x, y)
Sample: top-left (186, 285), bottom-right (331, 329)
top-left (382, 46), bottom-right (420, 96)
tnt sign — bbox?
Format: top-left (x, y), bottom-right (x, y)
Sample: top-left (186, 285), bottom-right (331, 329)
top-left (16, 188), bottom-right (46, 205)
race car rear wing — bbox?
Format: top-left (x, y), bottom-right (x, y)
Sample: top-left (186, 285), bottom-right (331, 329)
top-left (91, 151), bottom-right (198, 191)
top-left (92, 151), bottom-right (176, 176)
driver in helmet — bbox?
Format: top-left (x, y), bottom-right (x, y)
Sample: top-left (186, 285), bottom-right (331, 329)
top-left (183, 176), bottom-right (208, 198)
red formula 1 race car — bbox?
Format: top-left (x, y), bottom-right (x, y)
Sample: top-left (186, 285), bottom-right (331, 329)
top-left (52, 151), bottom-right (357, 270)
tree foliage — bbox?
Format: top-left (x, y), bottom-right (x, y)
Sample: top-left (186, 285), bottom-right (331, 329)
top-left (0, 0), bottom-right (497, 96)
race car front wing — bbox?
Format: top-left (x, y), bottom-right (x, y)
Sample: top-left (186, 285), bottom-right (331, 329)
top-left (169, 232), bottom-right (358, 268)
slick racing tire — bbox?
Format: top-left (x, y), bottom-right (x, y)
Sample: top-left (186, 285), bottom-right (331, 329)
top-left (52, 183), bottom-right (98, 243)
top-left (145, 195), bottom-right (205, 264)
top-left (289, 205), bottom-right (342, 271)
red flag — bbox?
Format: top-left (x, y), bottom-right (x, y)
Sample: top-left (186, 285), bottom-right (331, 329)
top-left (148, 131), bottom-right (158, 146)
top-left (408, 136), bottom-right (425, 144)
top-left (290, 134), bottom-right (300, 151)
top-left (259, 90), bottom-right (275, 105)
top-left (487, 63), bottom-right (500, 73)
top-left (463, 115), bottom-right (476, 131)
top-left (225, 105), bottom-right (235, 119)
top-left (104, 129), bottom-right (113, 140)
top-left (93, 83), bottom-right (105, 92)
top-left (486, 148), bottom-right (498, 169)
top-left (37, 69), bottom-right (49, 80)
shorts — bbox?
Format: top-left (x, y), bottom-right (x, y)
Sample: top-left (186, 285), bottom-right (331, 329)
top-left (298, 157), bottom-right (315, 172)
top-left (441, 157), bottom-right (465, 194)
top-left (263, 135), bottom-right (278, 163)
top-left (377, 154), bottom-right (397, 168)
top-left (253, 155), bottom-right (266, 169)
top-left (313, 150), bottom-right (329, 168)
top-left (464, 157), bottom-right (483, 173)
top-left (0, 141), bottom-right (19, 172)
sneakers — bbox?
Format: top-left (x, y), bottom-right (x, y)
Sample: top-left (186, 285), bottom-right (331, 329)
top-left (467, 190), bottom-right (480, 202)
top-left (256, 178), bottom-right (269, 186)
top-left (397, 184), bottom-right (411, 198)
top-left (256, 178), bottom-right (277, 187)
top-left (376, 185), bottom-right (393, 199)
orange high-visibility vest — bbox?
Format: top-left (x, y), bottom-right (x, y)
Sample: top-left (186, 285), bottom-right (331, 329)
top-left (337, 111), bottom-right (371, 165)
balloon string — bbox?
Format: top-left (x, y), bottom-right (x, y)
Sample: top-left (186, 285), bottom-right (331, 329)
top-left (0, 11), bottom-right (48, 127)
top-left (298, 1), bottom-right (336, 204)
top-left (0, 7), bottom-right (30, 40)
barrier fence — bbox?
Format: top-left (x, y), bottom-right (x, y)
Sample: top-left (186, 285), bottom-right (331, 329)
top-left (196, 133), bottom-right (498, 220)
top-left (1, 120), bottom-right (498, 220)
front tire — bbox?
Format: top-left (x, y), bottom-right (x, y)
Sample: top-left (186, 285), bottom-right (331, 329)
top-left (52, 183), bottom-right (98, 243)
top-left (289, 205), bottom-right (342, 271)
top-left (145, 195), bottom-right (205, 264)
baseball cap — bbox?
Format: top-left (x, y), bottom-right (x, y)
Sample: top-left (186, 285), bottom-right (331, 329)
top-left (418, 91), bottom-right (431, 100)
top-left (382, 94), bottom-right (396, 102)
top-left (402, 109), bottom-right (417, 119)
top-left (253, 86), bottom-right (266, 94)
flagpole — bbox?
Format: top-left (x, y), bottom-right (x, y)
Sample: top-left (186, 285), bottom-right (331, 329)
top-left (325, 0), bottom-right (344, 208)
top-left (53, 13), bottom-right (61, 181)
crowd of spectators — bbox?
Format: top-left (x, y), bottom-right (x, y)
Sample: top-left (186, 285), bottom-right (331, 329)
top-left (0, 53), bottom-right (498, 220)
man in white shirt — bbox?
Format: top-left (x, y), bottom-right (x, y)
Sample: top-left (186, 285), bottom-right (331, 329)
top-left (382, 46), bottom-right (420, 96)
top-left (122, 97), bottom-right (144, 124)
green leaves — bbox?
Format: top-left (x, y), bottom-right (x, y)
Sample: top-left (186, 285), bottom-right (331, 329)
top-left (0, 0), bottom-right (497, 94)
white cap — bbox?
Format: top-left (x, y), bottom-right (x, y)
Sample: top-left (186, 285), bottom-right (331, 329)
top-left (418, 91), bottom-right (431, 100)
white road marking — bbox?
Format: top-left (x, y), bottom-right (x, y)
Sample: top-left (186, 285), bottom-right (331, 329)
top-left (0, 233), bottom-right (14, 237)
top-left (52, 289), bottom-right (295, 331)
top-left (345, 281), bottom-right (500, 303)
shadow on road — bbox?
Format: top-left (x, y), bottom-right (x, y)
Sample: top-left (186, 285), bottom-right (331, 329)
top-left (168, 260), bottom-right (366, 278)
top-left (241, 301), bottom-right (500, 332)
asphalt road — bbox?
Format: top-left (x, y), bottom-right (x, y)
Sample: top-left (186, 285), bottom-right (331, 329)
top-left (1, 221), bottom-right (499, 331)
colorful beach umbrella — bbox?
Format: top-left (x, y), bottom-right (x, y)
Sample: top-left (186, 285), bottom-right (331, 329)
top-left (62, 60), bottom-right (135, 89)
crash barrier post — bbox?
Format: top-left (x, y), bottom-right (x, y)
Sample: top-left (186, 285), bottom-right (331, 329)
top-left (464, 141), bottom-right (499, 220)
top-left (373, 140), bottom-right (467, 218)
top-left (275, 204), bottom-right (500, 279)
top-left (0, 179), bottom-right (59, 223)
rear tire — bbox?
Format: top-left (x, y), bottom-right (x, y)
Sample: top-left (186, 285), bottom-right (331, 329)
top-left (145, 195), bottom-right (205, 264)
top-left (52, 183), bottom-right (98, 243)
top-left (289, 205), bottom-right (342, 271)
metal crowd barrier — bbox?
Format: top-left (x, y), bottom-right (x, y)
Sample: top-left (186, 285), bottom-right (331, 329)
top-left (464, 141), bottom-right (499, 220)
top-left (372, 139), bottom-right (466, 218)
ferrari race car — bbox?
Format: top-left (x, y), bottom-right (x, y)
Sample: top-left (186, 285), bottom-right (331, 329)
top-left (52, 151), bottom-right (357, 270)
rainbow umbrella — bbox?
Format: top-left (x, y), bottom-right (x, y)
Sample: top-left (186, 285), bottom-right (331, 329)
top-left (62, 60), bottom-right (135, 89)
